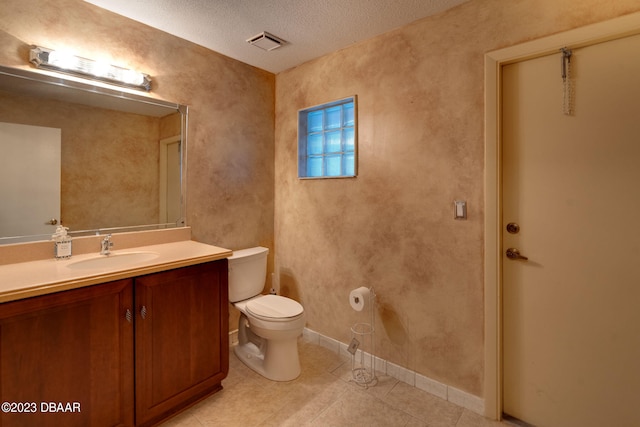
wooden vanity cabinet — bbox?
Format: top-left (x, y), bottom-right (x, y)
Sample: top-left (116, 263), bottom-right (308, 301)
top-left (0, 278), bottom-right (135, 427)
top-left (134, 260), bottom-right (229, 426)
top-left (0, 259), bottom-right (229, 427)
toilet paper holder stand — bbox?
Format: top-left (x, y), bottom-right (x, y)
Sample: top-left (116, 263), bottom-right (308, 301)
top-left (348, 286), bottom-right (377, 387)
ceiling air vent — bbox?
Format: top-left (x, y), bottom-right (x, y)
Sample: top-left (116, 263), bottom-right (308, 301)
top-left (247, 31), bottom-right (286, 51)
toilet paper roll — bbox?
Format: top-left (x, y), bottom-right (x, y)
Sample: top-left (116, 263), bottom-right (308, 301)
top-left (349, 287), bottom-right (370, 312)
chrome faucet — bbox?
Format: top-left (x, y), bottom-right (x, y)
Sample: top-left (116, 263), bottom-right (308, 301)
top-left (100, 234), bottom-right (113, 255)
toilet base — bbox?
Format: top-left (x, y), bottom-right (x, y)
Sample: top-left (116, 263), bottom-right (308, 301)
top-left (234, 338), bottom-right (301, 381)
top-left (234, 334), bottom-right (301, 381)
top-left (233, 309), bottom-right (303, 381)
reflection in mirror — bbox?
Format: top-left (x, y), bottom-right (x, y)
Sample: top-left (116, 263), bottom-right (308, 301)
top-left (0, 66), bottom-right (187, 244)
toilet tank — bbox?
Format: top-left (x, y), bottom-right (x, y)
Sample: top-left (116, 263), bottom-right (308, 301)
top-left (228, 246), bottom-right (269, 303)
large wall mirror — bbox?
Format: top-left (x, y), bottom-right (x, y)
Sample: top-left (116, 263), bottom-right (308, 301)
top-left (0, 65), bottom-right (187, 244)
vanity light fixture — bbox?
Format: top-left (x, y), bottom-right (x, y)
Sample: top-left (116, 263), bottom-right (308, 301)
top-left (247, 32), bottom-right (286, 51)
top-left (29, 45), bottom-right (151, 91)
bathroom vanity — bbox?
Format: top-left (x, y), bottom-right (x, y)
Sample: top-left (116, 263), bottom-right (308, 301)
top-left (0, 239), bottom-right (231, 427)
top-left (0, 64), bottom-right (228, 425)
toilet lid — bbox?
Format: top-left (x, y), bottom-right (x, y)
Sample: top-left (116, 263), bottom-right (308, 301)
top-left (246, 295), bottom-right (304, 319)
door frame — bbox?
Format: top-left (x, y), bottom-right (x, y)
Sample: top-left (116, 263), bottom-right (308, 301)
top-left (159, 134), bottom-right (181, 224)
top-left (483, 11), bottom-right (640, 420)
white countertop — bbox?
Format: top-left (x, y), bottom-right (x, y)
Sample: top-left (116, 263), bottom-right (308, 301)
top-left (0, 240), bottom-right (232, 303)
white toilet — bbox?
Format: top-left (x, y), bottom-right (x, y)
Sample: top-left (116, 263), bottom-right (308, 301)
top-left (228, 246), bottom-right (305, 381)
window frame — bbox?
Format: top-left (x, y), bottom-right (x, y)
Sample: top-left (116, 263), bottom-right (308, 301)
top-left (297, 95), bottom-right (358, 179)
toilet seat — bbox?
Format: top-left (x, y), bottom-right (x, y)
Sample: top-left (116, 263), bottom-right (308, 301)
top-left (246, 295), bottom-right (304, 322)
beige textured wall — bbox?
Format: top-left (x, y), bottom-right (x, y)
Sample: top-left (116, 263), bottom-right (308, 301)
top-left (160, 112), bottom-right (181, 140)
top-left (274, 0), bottom-right (640, 396)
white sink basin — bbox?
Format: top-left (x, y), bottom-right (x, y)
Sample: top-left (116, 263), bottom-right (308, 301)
top-left (67, 251), bottom-right (160, 270)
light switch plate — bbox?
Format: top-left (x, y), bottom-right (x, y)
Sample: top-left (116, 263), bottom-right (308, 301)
top-left (454, 200), bottom-right (467, 220)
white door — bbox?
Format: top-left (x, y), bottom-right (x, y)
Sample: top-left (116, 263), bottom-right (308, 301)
top-left (0, 122), bottom-right (61, 239)
top-left (502, 34), bottom-right (640, 426)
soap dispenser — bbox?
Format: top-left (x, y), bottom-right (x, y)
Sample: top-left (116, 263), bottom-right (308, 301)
top-left (52, 225), bottom-right (72, 259)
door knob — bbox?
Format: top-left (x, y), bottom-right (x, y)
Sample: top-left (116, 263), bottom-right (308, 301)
top-left (506, 248), bottom-right (528, 261)
top-left (47, 218), bottom-right (58, 225)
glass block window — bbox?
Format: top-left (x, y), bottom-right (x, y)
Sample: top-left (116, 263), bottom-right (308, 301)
top-left (298, 96), bottom-right (357, 178)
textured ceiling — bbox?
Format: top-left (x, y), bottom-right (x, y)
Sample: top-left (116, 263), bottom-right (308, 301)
top-left (83, 0), bottom-right (469, 74)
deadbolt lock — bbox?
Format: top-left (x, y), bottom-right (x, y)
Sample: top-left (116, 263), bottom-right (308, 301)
top-left (506, 223), bottom-right (520, 234)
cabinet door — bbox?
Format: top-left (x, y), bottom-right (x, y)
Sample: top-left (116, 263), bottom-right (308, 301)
top-left (0, 280), bottom-right (134, 427)
top-left (134, 260), bottom-right (228, 426)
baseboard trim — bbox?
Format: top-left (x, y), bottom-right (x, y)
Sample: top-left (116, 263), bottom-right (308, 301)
top-left (228, 327), bottom-right (484, 415)
top-left (302, 327), bottom-right (485, 415)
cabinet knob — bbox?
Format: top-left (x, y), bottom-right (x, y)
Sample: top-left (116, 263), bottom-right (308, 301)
top-left (140, 305), bottom-right (147, 320)
top-left (125, 309), bottom-right (132, 323)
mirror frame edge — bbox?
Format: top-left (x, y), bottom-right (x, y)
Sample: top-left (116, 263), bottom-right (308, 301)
top-left (0, 65), bottom-right (189, 245)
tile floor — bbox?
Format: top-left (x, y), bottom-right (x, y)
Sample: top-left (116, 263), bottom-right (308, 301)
top-left (161, 335), bottom-right (512, 427)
